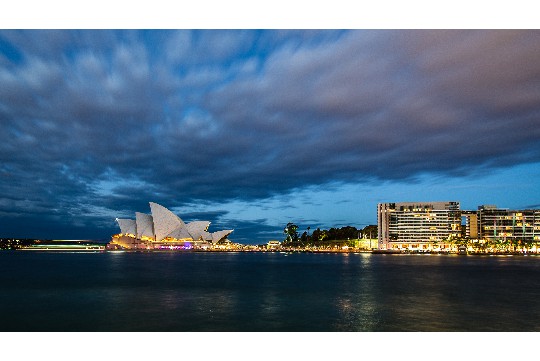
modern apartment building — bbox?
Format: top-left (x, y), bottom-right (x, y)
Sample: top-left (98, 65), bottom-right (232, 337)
top-left (462, 210), bottom-right (478, 239)
top-left (471, 205), bottom-right (540, 243)
top-left (377, 201), bottom-right (461, 250)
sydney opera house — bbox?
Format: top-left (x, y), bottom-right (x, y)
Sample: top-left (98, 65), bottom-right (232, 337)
top-left (109, 202), bottom-right (234, 250)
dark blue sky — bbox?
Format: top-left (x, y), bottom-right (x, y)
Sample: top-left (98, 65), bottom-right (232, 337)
top-left (1, 30), bottom-right (539, 243)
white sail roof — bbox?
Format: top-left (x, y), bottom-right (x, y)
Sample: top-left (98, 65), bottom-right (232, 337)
top-left (149, 202), bottom-right (188, 241)
top-left (116, 218), bottom-right (137, 235)
top-left (115, 202), bottom-right (233, 244)
top-left (168, 226), bottom-right (193, 240)
top-left (211, 230), bottom-right (234, 244)
top-left (136, 212), bottom-right (154, 239)
top-left (200, 231), bottom-right (212, 242)
top-left (186, 221), bottom-right (211, 240)
top-left (199, 229), bottom-right (233, 243)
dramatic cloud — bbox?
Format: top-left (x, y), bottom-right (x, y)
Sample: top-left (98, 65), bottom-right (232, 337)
top-left (1, 30), bottom-right (539, 241)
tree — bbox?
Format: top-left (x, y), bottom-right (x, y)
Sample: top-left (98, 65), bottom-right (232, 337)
top-left (523, 238), bottom-right (534, 253)
top-left (311, 228), bottom-right (321, 245)
top-left (448, 234), bottom-right (469, 251)
top-left (284, 222), bottom-right (299, 245)
top-left (362, 225), bottom-right (378, 239)
top-left (300, 231), bottom-right (308, 245)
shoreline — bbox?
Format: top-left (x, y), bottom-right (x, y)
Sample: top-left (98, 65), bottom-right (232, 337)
top-left (6, 248), bottom-right (538, 256)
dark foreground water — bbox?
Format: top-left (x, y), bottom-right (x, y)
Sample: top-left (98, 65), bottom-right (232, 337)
top-left (1, 251), bottom-right (540, 331)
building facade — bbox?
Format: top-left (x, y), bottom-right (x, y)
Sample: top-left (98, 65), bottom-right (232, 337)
top-left (462, 210), bottom-right (478, 239)
top-left (378, 201), bottom-right (461, 251)
top-left (471, 205), bottom-right (540, 244)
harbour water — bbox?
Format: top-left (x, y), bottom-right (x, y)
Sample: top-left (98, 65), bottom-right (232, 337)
top-left (1, 251), bottom-right (540, 331)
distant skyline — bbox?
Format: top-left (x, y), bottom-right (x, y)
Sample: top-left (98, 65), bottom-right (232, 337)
top-left (1, 30), bottom-right (539, 243)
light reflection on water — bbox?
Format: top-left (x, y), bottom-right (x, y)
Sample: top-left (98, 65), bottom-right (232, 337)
top-left (1, 251), bottom-right (540, 331)
top-left (333, 253), bottom-right (379, 331)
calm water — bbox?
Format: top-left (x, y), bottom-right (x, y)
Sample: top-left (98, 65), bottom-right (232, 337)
top-left (1, 251), bottom-right (540, 331)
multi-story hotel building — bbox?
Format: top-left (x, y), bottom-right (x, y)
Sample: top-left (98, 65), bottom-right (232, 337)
top-left (471, 205), bottom-right (540, 243)
top-left (377, 201), bottom-right (461, 250)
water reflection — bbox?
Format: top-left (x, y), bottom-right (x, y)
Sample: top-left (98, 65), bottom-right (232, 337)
top-left (2, 252), bottom-right (540, 331)
top-left (333, 254), bottom-right (379, 331)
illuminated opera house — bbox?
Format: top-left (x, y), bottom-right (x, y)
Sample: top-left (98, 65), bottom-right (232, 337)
top-left (109, 202), bottom-right (234, 250)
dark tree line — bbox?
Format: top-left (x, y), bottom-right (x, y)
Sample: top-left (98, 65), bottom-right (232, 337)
top-left (0, 238), bottom-right (40, 250)
top-left (283, 223), bottom-right (377, 247)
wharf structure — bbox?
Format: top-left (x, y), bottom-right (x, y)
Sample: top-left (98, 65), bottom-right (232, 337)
top-left (378, 201), bottom-right (540, 252)
top-left (109, 202), bottom-right (233, 250)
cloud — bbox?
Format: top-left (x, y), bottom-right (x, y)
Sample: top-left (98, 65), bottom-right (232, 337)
top-left (0, 30), bottom-right (539, 240)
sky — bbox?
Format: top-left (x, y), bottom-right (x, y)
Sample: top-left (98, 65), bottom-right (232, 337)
top-left (1, 29), bottom-right (540, 244)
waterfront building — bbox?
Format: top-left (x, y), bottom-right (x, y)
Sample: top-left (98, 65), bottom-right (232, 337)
top-left (110, 202), bottom-right (234, 250)
top-left (471, 205), bottom-right (540, 244)
top-left (377, 201), bottom-right (461, 251)
top-left (462, 210), bottom-right (478, 239)
top-left (267, 240), bottom-right (281, 250)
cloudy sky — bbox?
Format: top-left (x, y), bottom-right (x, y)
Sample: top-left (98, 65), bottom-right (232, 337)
top-left (1, 29), bottom-right (539, 243)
